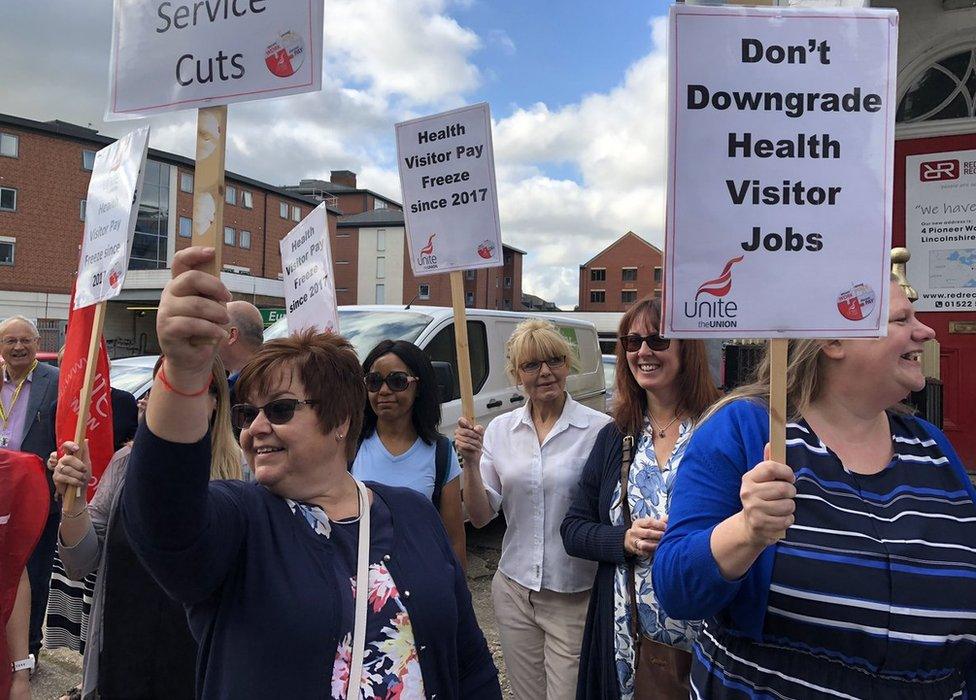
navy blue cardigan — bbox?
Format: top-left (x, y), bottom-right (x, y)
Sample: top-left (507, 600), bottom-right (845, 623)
top-left (560, 421), bottom-right (630, 700)
top-left (120, 425), bottom-right (500, 699)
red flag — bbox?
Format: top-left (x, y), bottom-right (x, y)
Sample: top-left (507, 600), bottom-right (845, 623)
top-left (0, 450), bottom-right (49, 696)
top-left (56, 294), bottom-right (114, 495)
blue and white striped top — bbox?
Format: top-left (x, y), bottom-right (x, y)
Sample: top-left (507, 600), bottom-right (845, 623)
top-left (691, 412), bottom-right (976, 699)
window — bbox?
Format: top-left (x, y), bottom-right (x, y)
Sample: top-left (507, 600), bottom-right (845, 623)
top-left (129, 160), bottom-right (172, 270)
top-left (503, 298), bottom-right (512, 310)
top-left (654, 266), bottom-right (663, 283)
top-left (0, 188), bottom-right (16, 212)
top-left (279, 202), bottom-right (288, 219)
top-left (376, 257), bottom-right (385, 279)
top-left (180, 172), bottom-right (194, 193)
top-left (504, 276), bottom-right (512, 289)
top-left (374, 199), bottom-right (388, 210)
top-left (622, 290), bottom-right (638, 304)
top-left (337, 232), bottom-right (351, 238)
top-left (336, 260), bottom-right (350, 265)
top-left (292, 205), bottom-right (301, 222)
top-left (375, 284), bottom-right (385, 304)
top-left (897, 48), bottom-right (976, 123)
top-left (465, 269), bottom-right (476, 281)
top-left (425, 321), bottom-right (489, 398)
top-left (0, 133), bottom-right (18, 158)
top-left (465, 291), bottom-right (475, 306)
top-left (82, 150), bottom-right (96, 171)
top-left (224, 226), bottom-right (236, 246)
top-left (242, 190), bottom-right (253, 209)
top-left (418, 284), bottom-right (430, 300)
top-left (0, 237), bottom-right (14, 265)
top-left (622, 267), bottom-right (637, 282)
top-left (80, 199), bottom-right (87, 221)
top-left (376, 230), bottom-right (386, 251)
top-left (653, 288), bottom-right (662, 299)
top-left (590, 291), bottom-right (606, 304)
top-left (225, 185), bottom-right (236, 206)
top-left (240, 230), bottom-right (251, 249)
top-left (179, 216), bottom-right (192, 238)
top-left (590, 268), bottom-right (606, 282)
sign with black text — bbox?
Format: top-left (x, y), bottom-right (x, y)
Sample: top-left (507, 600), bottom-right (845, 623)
top-left (664, 4), bottom-right (898, 338)
top-left (279, 203), bottom-right (338, 334)
top-left (396, 103), bottom-right (503, 276)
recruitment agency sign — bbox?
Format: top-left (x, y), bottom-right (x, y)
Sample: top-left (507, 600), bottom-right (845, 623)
top-left (664, 4), bottom-right (898, 338)
top-left (107, 0), bottom-right (324, 119)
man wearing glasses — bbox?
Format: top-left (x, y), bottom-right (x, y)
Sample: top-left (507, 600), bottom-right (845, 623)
top-left (0, 315), bottom-right (59, 669)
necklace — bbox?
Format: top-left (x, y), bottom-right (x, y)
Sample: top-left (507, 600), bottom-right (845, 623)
top-left (648, 413), bottom-right (679, 438)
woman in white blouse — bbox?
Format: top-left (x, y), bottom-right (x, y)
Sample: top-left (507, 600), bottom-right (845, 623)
top-left (456, 319), bottom-right (611, 700)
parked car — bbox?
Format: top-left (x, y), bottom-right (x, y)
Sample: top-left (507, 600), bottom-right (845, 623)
top-left (109, 354), bottom-right (159, 400)
top-left (265, 305), bottom-right (606, 434)
top-left (602, 354), bottom-right (617, 413)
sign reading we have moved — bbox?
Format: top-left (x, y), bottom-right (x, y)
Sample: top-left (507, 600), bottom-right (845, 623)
top-left (74, 127), bottom-right (151, 309)
top-left (396, 103), bottom-right (503, 276)
top-left (279, 203), bottom-right (339, 335)
top-left (664, 4), bottom-right (898, 338)
top-left (107, 0), bottom-right (324, 119)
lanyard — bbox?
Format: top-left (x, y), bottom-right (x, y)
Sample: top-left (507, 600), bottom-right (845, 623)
top-left (0, 359), bottom-right (37, 429)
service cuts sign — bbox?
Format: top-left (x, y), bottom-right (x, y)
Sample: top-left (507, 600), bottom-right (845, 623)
top-left (107, 0), bottom-right (324, 119)
top-left (279, 203), bottom-right (338, 335)
top-left (396, 103), bottom-right (503, 276)
top-left (664, 4), bottom-right (898, 338)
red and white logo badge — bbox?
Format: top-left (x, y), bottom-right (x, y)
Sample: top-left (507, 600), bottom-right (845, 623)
top-left (477, 239), bottom-right (496, 260)
top-left (265, 30), bottom-right (306, 78)
top-left (420, 234), bottom-right (436, 256)
top-left (695, 256), bottom-right (744, 299)
top-left (920, 160), bottom-right (959, 182)
top-left (836, 283), bottom-right (876, 321)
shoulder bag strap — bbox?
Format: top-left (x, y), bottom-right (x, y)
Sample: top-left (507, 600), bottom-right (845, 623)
top-left (432, 435), bottom-right (449, 510)
top-left (348, 479), bottom-right (371, 698)
top-left (620, 435), bottom-right (642, 650)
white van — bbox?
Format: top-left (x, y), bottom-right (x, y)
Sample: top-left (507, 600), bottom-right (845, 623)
top-left (263, 305), bottom-right (606, 434)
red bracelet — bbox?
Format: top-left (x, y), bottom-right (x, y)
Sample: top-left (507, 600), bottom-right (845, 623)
top-left (157, 360), bottom-right (213, 398)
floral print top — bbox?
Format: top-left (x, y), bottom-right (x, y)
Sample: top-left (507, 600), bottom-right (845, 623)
top-left (608, 418), bottom-right (702, 700)
top-left (286, 496), bottom-right (426, 699)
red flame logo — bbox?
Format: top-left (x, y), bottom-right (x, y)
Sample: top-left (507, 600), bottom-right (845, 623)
top-left (420, 234), bottom-right (436, 256)
top-left (695, 256), bottom-right (744, 299)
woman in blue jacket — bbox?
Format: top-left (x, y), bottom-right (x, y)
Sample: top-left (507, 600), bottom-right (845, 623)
top-left (653, 281), bottom-right (976, 698)
top-left (119, 246), bottom-right (500, 700)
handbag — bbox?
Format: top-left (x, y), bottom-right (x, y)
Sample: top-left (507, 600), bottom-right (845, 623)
top-left (620, 435), bottom-right (692, 700)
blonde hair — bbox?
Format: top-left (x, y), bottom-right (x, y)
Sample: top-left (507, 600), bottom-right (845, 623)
top-left (208, 355), bottom-right (243, 480)
top-left (505, 319), bottom-right (581, 383)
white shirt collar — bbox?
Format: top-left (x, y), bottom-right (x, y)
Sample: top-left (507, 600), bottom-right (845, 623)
top-left (515, 392), bottom-right (590, 431)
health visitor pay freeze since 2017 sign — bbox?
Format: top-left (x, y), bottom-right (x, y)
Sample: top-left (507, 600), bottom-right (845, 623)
top-left (74, 127), bottom-right (151, 309)
top-left (107, 0), bottom-right (324, 119)
top-left (396, 103), bottom-right (503, 276)
top-left (664, 4), bottom-right (898, 339)
top-left (906, 149), bottom-right (976, 312)
top-left (280, 203), bottom-right (339, 335)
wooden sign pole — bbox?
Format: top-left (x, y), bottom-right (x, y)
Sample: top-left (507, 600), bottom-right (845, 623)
top-left (63, 302), bottom-right (107, 511)
top-left (450, 271), bottom-right (476, 420)
top-left (192, 106), bottom-right (228, 276)
top-left (768, 338), bottom-right (788, 463)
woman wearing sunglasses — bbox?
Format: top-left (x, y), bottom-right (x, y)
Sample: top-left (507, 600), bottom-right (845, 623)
top-left (51, 355), bottom-right (241, 700)
top-left (561, 296), bottom-right (720, 700)
top-left (456, 318), bottom-right (611, 700)
top-left (352, 340), bottom-right (466, 569)
top-left (119, 247), bottom-right (500, 699)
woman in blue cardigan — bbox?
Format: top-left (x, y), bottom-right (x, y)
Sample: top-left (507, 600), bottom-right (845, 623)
top-left (120, 246), bottom-right (500, 700)
top-left (653, 281), bottom-right (976, 698)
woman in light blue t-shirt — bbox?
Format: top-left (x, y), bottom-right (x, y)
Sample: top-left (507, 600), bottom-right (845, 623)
top-left (352, 340), bottom-right (466, 568)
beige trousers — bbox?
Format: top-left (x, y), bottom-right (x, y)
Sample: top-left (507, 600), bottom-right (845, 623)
top-left (491, 571), bottom-right (590, 700)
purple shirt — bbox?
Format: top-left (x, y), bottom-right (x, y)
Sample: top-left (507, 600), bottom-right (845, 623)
top-left (1, 367), bottom-right (34, 452)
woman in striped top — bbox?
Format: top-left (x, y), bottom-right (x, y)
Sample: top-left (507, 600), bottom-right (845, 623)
top-left (653, 281), bottom-right (976, 698)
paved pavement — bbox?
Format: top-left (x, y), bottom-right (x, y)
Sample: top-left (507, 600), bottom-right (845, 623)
top-left (27, 518), bottom-right (511, 699)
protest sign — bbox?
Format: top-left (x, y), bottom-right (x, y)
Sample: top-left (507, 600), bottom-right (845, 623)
top-left (664, 4), bottom-right (898, 339)
top-left (905, 149), bottom-right (976, 312)
top-left (396, 103), bottom-right (503, 277)
top-left (280, 203), bottom-right (339, 335)
top-left (107, 0), bottom-right (324, 119)
top-left (74, 127), bottom-right (150, 309)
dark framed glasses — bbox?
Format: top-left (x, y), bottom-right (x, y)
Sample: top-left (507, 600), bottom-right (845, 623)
top-left (619, 333), bottom-right (671, 352)
top-left (364, 371), bottom-right (418, 393)
top-left (230, 398), bottom-right (319, 430)
top-left (519, 356), bottom-right (567, 374)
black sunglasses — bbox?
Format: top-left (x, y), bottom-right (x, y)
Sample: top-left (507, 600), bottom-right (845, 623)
top-left (619, 333), bottom-right (671, 352)
top-left (230, 398), bottom-right (319, 430)
top-left (364, 371), bottom-right (418, 393)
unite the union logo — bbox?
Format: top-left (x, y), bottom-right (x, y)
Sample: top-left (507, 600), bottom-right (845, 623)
top-left (683, 256), bottom-right (743, 329)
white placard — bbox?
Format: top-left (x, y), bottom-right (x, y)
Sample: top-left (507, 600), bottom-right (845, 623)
top-left (664, 4), bottom-right (898, 338)
top-left (396, 103), bottom-right (503, 276)
top-left (74, 127), bottom-right (151, 310)
top-left (905, 150), bottom-right (976, 313)
top-left (280, 203), bottom-right (338, 335)
top-left (107, 0), bottom-right (324, 119)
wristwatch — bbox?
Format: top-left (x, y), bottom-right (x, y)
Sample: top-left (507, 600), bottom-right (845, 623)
top-left (11, 653), bottom-right (35, 673)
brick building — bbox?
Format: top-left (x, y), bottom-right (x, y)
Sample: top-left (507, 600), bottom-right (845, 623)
top-left (0, 113), bottom-right (335, 354)
top-left (577, 231), bottom-right (663, 311)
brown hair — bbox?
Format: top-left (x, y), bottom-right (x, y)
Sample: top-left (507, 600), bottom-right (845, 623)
top-left (612, 297), bottom-right (721, 436)
top-left (235, 329), bottom-right (366, 461)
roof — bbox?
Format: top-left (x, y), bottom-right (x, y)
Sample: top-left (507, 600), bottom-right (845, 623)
top-left (337, 208), bottom-right (406, 228)
top-left (0, 112), bottom-right (339, 215)
top-left (580, 231), bottom-right (663, 268)
top-left (284, 178), bottom-right (401, 208)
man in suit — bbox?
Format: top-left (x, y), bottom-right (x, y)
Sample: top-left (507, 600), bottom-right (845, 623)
top-left (0, 316), bottom-right (59, 660)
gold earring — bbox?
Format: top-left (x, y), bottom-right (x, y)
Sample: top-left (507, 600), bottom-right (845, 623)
top-left (335, 433), bottom-right (344, 442)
